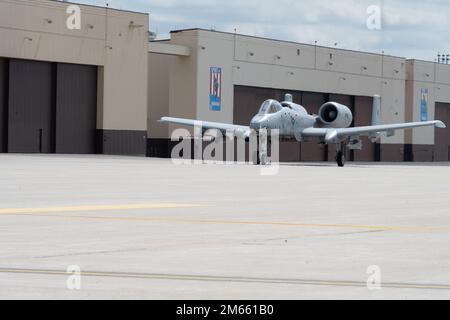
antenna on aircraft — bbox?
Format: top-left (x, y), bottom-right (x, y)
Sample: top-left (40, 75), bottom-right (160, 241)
top-left (284, 94), bottom-right (293, 102)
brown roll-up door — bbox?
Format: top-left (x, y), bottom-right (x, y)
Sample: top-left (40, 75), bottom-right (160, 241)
top-left (56, 63), bottom-right (97, 154)
top-left (300, 92), bottom-right (327, 161)
top-left (8, 59), bottom-right (55, 153)
top-left (353, 96), bottom-right (375, 161)
top-left (234, 86), bottom-right (276, 125)
top-left (0, 58), bottom-right (7, 152)
top-left (435, 103), bottom-right (450, 161)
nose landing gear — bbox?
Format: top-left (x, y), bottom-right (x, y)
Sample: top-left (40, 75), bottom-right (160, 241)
top-left (252, 133), bottom-right (270, 166)
top-left (336, 142), bottom-right (345, 167)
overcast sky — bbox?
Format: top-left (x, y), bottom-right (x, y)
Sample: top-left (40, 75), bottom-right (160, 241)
top-left (74, 0), bottom-right (450, 61)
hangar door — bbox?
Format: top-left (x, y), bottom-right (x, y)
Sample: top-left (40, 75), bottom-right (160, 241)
top-left (300, 92), bottom-right (327, 162)
top-left (8, 59), bottom-right (55, 153)
top-left (56, 63), bottom-right (97, 154)
top-left (435, 103), bottom-right (450, 161)
top-left (353, 96), bottom-right (376, 161)
top-left (3, 58), bottom-right (97, 154)
top-left (0, 58), bottom-right (7, 152)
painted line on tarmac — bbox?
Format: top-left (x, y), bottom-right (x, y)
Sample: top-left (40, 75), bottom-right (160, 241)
top-left (0, 203), bottom-right (207, 215)
top-left (0, 268), bottom-right (449, 291)
top-left (2, 211), bottom-right (450, 234)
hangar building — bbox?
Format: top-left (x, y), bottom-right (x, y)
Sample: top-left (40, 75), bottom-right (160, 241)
top-left (148, 29), bottom-right (450, 162)
top-left (1, 0), bottom-right (450, 162)
top-left (0, 0), bottom-right (148, 155)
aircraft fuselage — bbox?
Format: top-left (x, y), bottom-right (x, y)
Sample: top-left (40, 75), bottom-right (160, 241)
top-left (250, 100), bottom-right (320, 139)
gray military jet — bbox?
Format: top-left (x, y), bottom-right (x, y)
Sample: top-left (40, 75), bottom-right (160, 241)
top-left (160, 94), bottom-right (446, 167)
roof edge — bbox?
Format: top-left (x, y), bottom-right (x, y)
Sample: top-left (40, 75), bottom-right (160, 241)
top-left (170, 28), bottom-right (406, 60)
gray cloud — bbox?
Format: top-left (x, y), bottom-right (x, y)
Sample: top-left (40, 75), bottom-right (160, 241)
top-left (75, 0), bottom-right (450, 61)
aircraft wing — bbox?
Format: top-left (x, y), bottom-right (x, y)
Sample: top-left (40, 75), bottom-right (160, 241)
top-left (302, 120), bottom-right (446, 143)
top-left (159, 117), bottom-right (251, 138)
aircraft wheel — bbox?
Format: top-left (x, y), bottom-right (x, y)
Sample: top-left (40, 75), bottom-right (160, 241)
top-left (336, 151), bottom-right (345, 167)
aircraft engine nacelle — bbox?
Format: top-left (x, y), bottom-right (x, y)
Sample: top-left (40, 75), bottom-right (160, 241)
top-left (318, 102), bottom-right (353, 128)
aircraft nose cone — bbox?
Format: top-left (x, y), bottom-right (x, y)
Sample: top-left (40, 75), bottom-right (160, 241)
top-left (250, 116), bottom-right (268, 130)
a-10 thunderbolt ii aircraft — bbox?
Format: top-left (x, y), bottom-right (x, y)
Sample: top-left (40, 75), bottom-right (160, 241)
top-left (160, 94), bottom-right (446, 167)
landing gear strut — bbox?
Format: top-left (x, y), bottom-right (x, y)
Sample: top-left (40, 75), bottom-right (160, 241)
top-left (336, 142), bottom-right (345, 167)
top-left (252, 149), bottom-right (269, 165)
top-left (252, 151), bottom-right (260, 165)
top-left (252, 134), bottom-right (269, 165)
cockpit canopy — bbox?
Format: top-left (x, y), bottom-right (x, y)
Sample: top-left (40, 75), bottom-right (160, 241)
top-left (258, 99), bottom-right (283, 115)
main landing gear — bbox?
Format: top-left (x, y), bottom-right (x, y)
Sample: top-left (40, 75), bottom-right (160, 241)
top-left (335, 142), bottom-right (345, 167)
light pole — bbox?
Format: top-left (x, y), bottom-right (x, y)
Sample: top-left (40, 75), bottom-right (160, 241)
top-left (314, 41), bottom-right (317, 69)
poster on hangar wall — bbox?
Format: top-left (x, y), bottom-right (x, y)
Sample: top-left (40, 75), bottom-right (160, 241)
top-left (210, 67), bottom-right (222, 111)
top-left (420, 88), bottom-right (429, 121)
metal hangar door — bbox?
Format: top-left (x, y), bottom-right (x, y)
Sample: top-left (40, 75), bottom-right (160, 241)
top-left (435, 102), bottom-right (450, 161)
top-left (55, 63), bottom-right (97, 154)
top-left (7, 59), bottom-right (55, 153)
top-left (0, 58), bottom-right (7, 152)
top-left (2, 58), bottom-right (98, 154)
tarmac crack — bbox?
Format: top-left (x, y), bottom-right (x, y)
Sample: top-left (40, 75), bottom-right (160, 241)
top-left (242, 229), bottom-right (387, 245)
top-left (32, 247), bottom-right (152, 259)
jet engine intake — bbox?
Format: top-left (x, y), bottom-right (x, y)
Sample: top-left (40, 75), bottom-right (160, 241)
top-left (318, 102), bottom-right (353, 128)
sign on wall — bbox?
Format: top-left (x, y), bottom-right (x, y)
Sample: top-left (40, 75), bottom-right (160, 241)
top-left (209, 67), bottom-right (222, 111)
top-left (420, 88), bottom-right (429, 121)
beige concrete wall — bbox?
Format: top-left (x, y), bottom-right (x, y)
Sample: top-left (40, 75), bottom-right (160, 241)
top-left (196, 31), bottom-right (235, 124)
top-left (166, 31), bottom-right (198, 136)
top-left (152, 29), bottom-right (450, 150)
top-left (0, 0), bottom-right (148, 131)
top-left (0, 0), bottom-right (105, 65)
top-left (148, 52), bottom-right (173, 139)
top-left (435, 63), bottom-right (450, 103)
top-left (101, 8), bottom-right (148, 131)
top-left (405, 60), bottom-right (450, 145)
